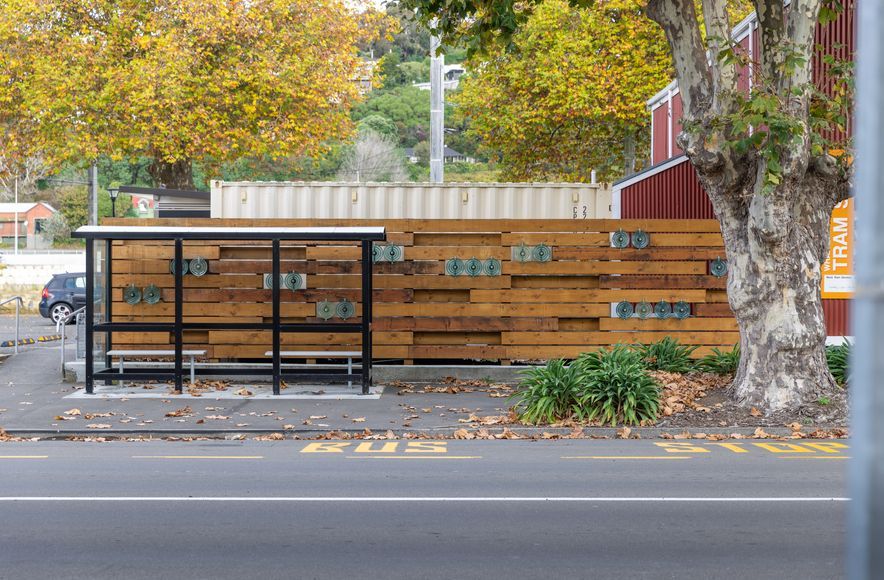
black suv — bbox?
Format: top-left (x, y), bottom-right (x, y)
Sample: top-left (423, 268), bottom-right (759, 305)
top-left (39, 272), bottom-right (87, 324)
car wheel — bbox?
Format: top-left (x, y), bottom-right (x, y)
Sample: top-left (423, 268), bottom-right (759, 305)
top-left (50, 303), bottom-right (73, 324)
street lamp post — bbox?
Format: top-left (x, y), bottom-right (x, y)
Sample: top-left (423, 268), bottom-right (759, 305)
top-left (108, 187), bottom-right (119, 218)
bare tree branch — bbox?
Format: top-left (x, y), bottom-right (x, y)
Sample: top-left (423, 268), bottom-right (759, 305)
top-left (753, 0), bottom-right (786, 84)
top-left (702, 0), bottom-right (737, 105)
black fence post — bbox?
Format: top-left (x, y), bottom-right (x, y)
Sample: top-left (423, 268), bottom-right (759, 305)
top-left (174, 238), bottom-right (183, 393)
top-left (272, 239), bottom-right (281, 395)
top-left (85, 238), bottom-right (94, 394)
top-left (361, 239), bottom-right (373, 395)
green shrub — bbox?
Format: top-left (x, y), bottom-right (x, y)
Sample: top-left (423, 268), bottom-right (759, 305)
top-left (696, 345), bottom-right (741, 375)
top-left (577, 346), bottom-right (661, 426)
top-left (510, 359), bottom-right (588, 424)
top-left (638, 337), bottom-right (697, 372)
top-left (826, 341), bottom-right (851, 385)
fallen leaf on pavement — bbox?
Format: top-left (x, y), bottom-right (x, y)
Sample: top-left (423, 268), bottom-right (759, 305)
top-left (86, 424), bottom-right (112, 429)
top-left (64, 408), bottom-right (81, 416)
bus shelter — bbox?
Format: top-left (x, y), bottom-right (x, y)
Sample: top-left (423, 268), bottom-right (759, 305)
top-left (72, 225), bottom-right (386, 395)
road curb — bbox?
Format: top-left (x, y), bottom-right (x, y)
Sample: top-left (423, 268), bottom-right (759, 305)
top-left (1, 425), bottom-right (849, 440)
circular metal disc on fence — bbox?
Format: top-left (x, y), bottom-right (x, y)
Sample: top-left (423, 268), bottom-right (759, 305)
top-left (143, 284), bottom-right (161, 304)
top-left (264, 273), bottom-right (276, 289)
top-left (189, 256), bottom-right (208, 277)
top-left (372, 244), bottom-right (383, 263)
top-left (384, 245), bottom-right (402, 262)
top-left (317, 300), bottom-right (335, 320)
top-left (611, 229), bottom-right (630, 249)
top-left (123, 285), bottom-right (141, 305)
top-left (635, 301), bottom-right (653, 319)
top-left (466, 257), bottom-right (483, 277)
top-left (484, 258), bottom-right (502, 276)
top-left (631, 229), bottom-right (650, 249)
top-left (169, 258), bottom-right (189, 276)
top-left (336, 299), bottom-right (355, 320)
top-left (445, 258), bottom-right (464, 276)
top-left (673, 301), bottom-right (691, 319)
top-left (710, 257), bottom-right (728, 277)
top-left (532, 243), bottom-right (552, 262)
top-left (654, 300), bottom-right (671, 318)
top-left (284, 272), bottom-right (302, 291)
top-left (615, 301), bottom-right (634, 320)
top-left (515, 243), bottom-right (531, 262)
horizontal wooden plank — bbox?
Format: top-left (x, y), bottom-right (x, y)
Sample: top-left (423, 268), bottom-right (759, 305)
top-left (693, 303), bottom-right (735, 317)
top-left (373, 303), bottom-right (610, 317)
top-left (599, 275), bottom-right (727, 290)
top-left (501, 233), bottom-right (609, 246)
top-left (555, 248), bottom-right (725, 261)
top-left (372, 317), bottom-right (559, 332)
top-left (502, 331), bottom-right (740, 345)
top-left (113, 246), bottom-right (221, 260)
top-left (599, 318), bottom-right (738, 331)
top-left (112, 288), bottom-right (410, 303)
top-left (207, 331), bottom-right (411, 345)
top-left (506, 344), bottom-right (737, 360)
top-left (511, 276), bottom-right (600, 289)
top-left (211, 345), bottom-right (410, 359)
top-left (506, 262), bottom-right (707, 275)
top-left (470, 289), bottom-right (708, 303)
top-left (114, 274), bottom-right (264, 289)
top-left (412, 332), bottom-right (501, 345)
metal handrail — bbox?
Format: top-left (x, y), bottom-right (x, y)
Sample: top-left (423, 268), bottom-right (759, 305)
top-left (58, 306), bottom-right (86, 378)
top-left (0, 296), bottom-right (24, 354)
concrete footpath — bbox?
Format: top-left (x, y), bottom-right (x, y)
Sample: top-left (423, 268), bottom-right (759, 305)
top-left (0, 315), bottom-right (840, 439)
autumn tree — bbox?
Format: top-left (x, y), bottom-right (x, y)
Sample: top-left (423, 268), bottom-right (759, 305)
top-left (398, 0), bottom-right (853, 412)
top-left (456, 0), bottom-right (671, 181)
top-left (0, 0), bottom-right (387, 188)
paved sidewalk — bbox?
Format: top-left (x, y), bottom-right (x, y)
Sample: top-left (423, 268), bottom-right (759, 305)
top-left (0, 341), bottom-right (514, 435)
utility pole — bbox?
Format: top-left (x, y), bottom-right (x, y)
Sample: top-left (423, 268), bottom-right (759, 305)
top-left (429, 22), bottom-right (444, 183)
top-left (849, 0), bottom-right (884, 578)
top-left (13, 176), bottom-right (18, 255)
top-left (89, 163), bottom-right (99, 225)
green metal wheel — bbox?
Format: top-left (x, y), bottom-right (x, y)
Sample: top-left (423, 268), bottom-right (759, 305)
top-left (189, 256), bottom-right (208, 277)
top-left (316, 300), bottom-right (335, 320)
top-left (284, 272), bottom-right (303, 291)
top-left (384, 245), bottom-right (402, 262)
top-left (615, 301), bottom-right (634, 320)
top-left (710, 257), bottom-right (728, 277)
top-left (143, 284), bottom-right (161, 305)
top-left (466, 257), bottom-right (483, 277)
top-left (483, 258), bottom-right (502, 276)
top-left (514, 243), bottom-right (531, 263)
top-left (611, 229), bottom-right (630, 249)
top-left (169, 258), bottom-right (189, 276)
top-left (673, 301), bottom-right (691, 319)
top-left (445, 258), bottom-right (464, 276)
top-left (654, 300), bottom-right (671, 319)
top-left (123, 285), bottom-right (141, 305)
top-left (631, 229), bottom-right (650, 249)
top-left (635, 301), bottom-right (653, 319)
top-left (532, 243), bottom-right (552, 263)
top-left (335, 299), bottom-right (355, 320)
top-left (372, 244), bottom-right (383, 263)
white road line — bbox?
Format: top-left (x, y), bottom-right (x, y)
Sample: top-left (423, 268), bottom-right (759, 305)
top-left (0, 497), bottom-right (850, 502)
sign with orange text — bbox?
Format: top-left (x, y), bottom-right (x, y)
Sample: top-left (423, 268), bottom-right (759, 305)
top-left (821, 198), bottom-right (854, 299)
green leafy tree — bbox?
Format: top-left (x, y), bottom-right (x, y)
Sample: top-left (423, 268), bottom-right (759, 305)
top-left (0, 0), bottom-right (388, 188)
top-left (398, 0), bottom-right (853, 412)
top-left (455, 0), bottom-right (671, 181)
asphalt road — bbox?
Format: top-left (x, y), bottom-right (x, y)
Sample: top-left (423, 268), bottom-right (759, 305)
top-left (0, 439), bottom-right (847, 580)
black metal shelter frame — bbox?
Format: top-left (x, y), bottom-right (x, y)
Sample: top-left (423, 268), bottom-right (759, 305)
top-left (72, 225), bottom-right (386, 395)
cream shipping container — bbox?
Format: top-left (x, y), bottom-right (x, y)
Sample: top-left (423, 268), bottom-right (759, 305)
top-left (210, 181), bottom-right (612, 220)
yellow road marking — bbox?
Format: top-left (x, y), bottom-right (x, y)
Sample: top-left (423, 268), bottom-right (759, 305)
top-left (132, 455), bottom-right (264, 459)
top-left (344, 455), bottom-right (481, 460)
top-left (778, 455), bottom-right (850, 460)
top-left (0, 455), bottom-right (48, 459)
top-left (562, 456), bottom-right (692, 460)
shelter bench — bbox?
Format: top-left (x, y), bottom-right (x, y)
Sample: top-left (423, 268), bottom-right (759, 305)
top-left (265, 350), bottom-right (362, 388)
top-left (107, 349), bottom-right (207, 384)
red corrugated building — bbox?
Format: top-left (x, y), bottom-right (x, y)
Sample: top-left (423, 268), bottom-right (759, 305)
top-left (612, 2), bottom-right (855, 337)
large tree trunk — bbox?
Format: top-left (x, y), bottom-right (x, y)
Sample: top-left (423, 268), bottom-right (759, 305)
top-left (710, 172), bottom-right (838, 411)
top-left (148, 158), bottom-right (194, 190)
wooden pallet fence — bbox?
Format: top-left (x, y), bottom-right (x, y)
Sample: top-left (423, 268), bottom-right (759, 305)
top-left (104, 218), bottom-right (735, 362)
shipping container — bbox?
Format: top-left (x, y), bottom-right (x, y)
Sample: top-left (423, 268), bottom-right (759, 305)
top-left (210, 181), bottom-right (612, 220)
